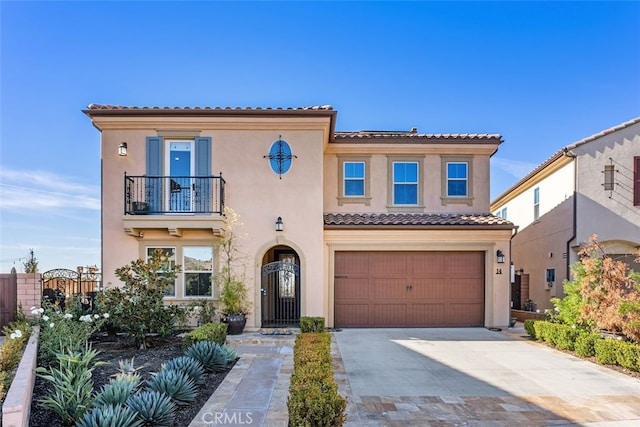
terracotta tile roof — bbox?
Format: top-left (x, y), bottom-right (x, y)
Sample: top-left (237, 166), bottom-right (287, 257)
top-left (334, 130), bottom-right (502, 143)
top-left (85, 104), bottom-right (334, 111)
top-left (324, 212), bottom-right (515, 229)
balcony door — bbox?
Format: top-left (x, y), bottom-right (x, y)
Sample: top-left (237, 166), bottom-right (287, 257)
top-left (165, 140), bottom-right (194, 213)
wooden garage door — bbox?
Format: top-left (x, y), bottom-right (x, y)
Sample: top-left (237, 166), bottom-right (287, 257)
top-left (334, 251), bottom-right (485, 327)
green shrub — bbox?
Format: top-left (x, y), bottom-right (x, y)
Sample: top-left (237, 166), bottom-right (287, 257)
top-left (524, 319), bottom-right (537, 339)
top-left (35, 346), bottom-right (107, 425)
top-left (595, 339), bottom-right (619, 366)
top-left (533, 321), bottom-right (551, 344)
top-left (183, 322), bottom-right (227, 348)
top-left (126, 390), bottom-right (176, 426)
top-left (97, 249), bottom-right (188, 349)
top-left (575, 333), bottom-right (601, 358)
top-left (184, 341), bottom-right (230, 373)
top-left (0, 371), bottom-right (7, 403)
top-left (162, 356), bottom-right (205, 386)
top-left (287, 332), bottom-right (346, 426)
top-left (300, 316), bottom-right (325, 333)
top-left (146, 369), bottom-right (197, 406)
top-left (615, 341), bottom-right (640, 371)
top-left (552, 324), bottom-right (580, 351)
top-left (76, 404), bottom-right (142, 427)
top-left (33, 302), bottom-right (107, 362)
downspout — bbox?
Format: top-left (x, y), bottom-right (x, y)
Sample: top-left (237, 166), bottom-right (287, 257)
top-left (563, 147), bottom-right (578, 283)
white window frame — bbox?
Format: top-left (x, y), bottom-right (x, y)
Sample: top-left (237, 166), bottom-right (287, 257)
top-left (183, 246), bottom-right (214, 298)
top-left (446, 161), bottom-right (468, 197)
top-left (337, 155), bottom-right (371, 206)
top-left (533, 187), bottom-right (540, 221)
top-left (164, 139), bottom-right (195, 214)
top-left (392, 161), bottom-right (419, 206)
top-left (146, 246), bottom-right (177, 298)
top-left (343, 161), bottom-right (366, 197)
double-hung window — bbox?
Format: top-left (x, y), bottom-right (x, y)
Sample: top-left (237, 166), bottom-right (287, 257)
top-left (533, 187), bottom-right (540, 221)
top-left (337, 156), bottom-right (371, 205)
top-left (184, 247), bottom-right (213, 297)
top-left (146, 247), bottom-right (177, 297)
top-left (446, 162), bottom-right (468, 197)
top-left (344, 162), bottom-right (365, 197)
top-left (393, 162), bottom-right (419, 205)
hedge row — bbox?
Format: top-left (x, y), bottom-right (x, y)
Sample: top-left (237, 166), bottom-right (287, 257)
top-left (287, 332), bottom-right (346, 426)
top-left (525, 320), bottom-right (640, 371)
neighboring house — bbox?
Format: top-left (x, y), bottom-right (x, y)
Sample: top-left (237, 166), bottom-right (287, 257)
top-left (84, 104), bottom-right (514, 329)
top-left (491, 117), bottom-right (640, 312)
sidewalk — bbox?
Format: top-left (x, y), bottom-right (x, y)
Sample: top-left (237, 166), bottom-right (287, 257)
top-left (189, 331), bottom-right (296, 427)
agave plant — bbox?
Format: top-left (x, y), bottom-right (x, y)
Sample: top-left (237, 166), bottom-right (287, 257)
top-left (185, 341), bottom-right (229, 373)
top-left (146, 368), bottom-right (197, 405)
top-left (93, 376), bottom-right (140, 407)
top-left (220, 344), bottom-right (238, 364)
top-left (76, 404), bottom-right (141, 427)
top-left (162, 355), bottom-right (206, 386)
top-left (126, 390), bottom-right (176, 426)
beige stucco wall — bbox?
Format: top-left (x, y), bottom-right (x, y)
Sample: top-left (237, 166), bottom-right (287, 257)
top-left (324, 145), bottom-right (494, 213)
top-left (510, 195), bottom-right (574, 311)
top-left (98, 116), bottom-right (331, 329)
top-left (572, 121), bottom-right (640, 262)
top-left (323, 228), bottom-right (514, 328)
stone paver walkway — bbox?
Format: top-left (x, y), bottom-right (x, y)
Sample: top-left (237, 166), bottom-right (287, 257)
top-left (189, 332), bottom-right (295, 427)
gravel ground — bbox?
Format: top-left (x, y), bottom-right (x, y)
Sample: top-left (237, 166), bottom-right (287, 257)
top-left (29, 332), bottom-right (232, 426)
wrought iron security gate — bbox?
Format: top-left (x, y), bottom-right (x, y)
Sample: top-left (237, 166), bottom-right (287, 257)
top-left (41, 267), bottom-right (102, 311)
top-left (261, 260), bottom-right (300, 327)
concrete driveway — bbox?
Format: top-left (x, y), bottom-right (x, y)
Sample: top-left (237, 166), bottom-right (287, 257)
top-left (333, 327), bottom-right (640, 426)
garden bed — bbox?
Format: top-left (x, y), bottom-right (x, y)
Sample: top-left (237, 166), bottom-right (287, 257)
top-left (29, 332), bottom-right (232, 427)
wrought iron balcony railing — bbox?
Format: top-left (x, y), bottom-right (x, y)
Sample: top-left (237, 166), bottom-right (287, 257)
top-left (124, 174), bottom-right (225, 215)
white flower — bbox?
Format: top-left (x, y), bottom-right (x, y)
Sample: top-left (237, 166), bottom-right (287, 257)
top-left (64, 313), bottom-right (73, 319)
top-left (79, 315), bottom-right (92, 322)
top-left (38, 308), bottom-right (44, 314)
top-left (49, 323), bottom-right (55, 328)
top-left (42, 315), bottom-right (50, 321)
top-left (93, 314), bottom-right (100, 319)
top-left (103, 313), bottom-right (110, 319)
top-left (30, 306), bottom-right (36, 311)
top-left (10, 333), bottom-right (16, 339)
top-left (9, 330), bottom-right (22, 340)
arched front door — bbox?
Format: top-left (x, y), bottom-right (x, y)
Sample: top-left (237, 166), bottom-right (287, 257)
top-left (261, 247), bottom-right (300, 327)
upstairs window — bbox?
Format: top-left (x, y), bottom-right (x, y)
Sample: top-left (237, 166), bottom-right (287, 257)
top-left (337, 156), bottom-right (371, 205)
top-left (393, 162), bottom-right (419, 205)
top-left (344, 161), bottom-right (365, 197)
top-left (533, 187), bottom-right (540, 221)
top-left (603, 164), bottom-right (615, 191)
top-left (501, 207), bottom-right (507, 219)
top-left (440, 155), bottom-right (474, 206)
top-left (446, 162), bottom-right (468, 197)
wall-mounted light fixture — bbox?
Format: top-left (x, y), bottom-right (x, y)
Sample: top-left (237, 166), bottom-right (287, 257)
top-left (118, 142), bottom-right (128, 156)
top-left (496, 249), bottom-right (505, 264)
top-left (275, 216), bottom-right (284, 232)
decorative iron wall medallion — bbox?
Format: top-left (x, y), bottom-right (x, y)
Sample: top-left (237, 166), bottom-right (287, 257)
top-left (264, 136), bottom-right (296, 178)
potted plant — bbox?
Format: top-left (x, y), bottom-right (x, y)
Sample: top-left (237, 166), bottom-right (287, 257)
top-left (216, 207), bottom-right (252, 335)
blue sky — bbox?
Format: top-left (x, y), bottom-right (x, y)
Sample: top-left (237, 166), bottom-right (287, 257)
top-left (1, 1), bottom-right (639, 273)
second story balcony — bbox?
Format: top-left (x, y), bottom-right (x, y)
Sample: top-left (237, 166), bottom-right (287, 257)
top-left (122, 174), bottom-right (225, 237)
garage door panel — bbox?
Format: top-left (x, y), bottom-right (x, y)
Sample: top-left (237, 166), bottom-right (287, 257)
top-left (410, 253), bottom-right (446, 274)
top-left (411, 278), bottom-right (446, 299)
top-left (372, 304), bottom-right (407, 326)
top-left (372, 278), bottom-right (407, 299)
top-left (334, 251), bottom-right (485, 327)
top-left (335, 252), bottom-right (370, 274)
top-left (410, 303), bottom-right (446, 325)
top-left (335, 304), bottom-right (369, 327)
top-left (371, 253), bottom-right (407, 275)
top-left (335, 278), bottom-right (370, 300)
